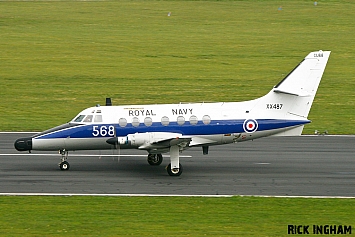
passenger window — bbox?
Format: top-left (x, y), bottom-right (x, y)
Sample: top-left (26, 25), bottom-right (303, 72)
top-left (74, 115), bottom-right (85, 122)
top-left (83, 115), bottom-right (93, 123)
top-left (119, 118), bottom-right (127, 127)
top-left (144, 117), bottom-right (153, 127)
top-left (161, 116), bottom-right (169, 126)
top-left (132, 117), bottom-right (140, 127)
top-left (189, 115), bottom-right (198, 125)
top-left (202, 115), bottom-right (211, 125)
top-left (94, 115), bottom-right (102, 122)
top-left (177, 116), bottom-right (185, 126)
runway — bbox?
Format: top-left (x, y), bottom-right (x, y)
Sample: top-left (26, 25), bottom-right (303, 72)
top-left (1, 133), bottom-right (355, 197)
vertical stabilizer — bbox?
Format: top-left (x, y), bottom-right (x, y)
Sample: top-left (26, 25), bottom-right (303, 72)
top-left (272, 50), bottom-right (331, 118)
top-left (249, 50), bottom-right (331, 136)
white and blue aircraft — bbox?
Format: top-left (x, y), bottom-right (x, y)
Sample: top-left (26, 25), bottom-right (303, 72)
top-left (15, 50), bottom-right (331, 176)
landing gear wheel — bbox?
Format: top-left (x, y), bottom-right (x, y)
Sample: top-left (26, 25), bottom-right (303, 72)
top-left (59, 161), bottom-right (70, 171)
top-left (147, 154), bottom-right (163, 166)
top-left (166, 163), bottom-right (183, 176)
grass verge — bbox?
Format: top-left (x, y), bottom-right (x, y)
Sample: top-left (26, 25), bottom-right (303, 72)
top-left (1, 0), bottom-right (355, 133)
top-left (0, 196), bottom-right (354, 236)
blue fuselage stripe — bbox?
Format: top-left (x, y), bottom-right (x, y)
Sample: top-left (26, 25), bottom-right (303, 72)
top-left (34, 119), bottom-right (310, 140)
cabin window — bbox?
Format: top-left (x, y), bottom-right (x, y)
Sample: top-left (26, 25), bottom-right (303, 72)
top-left (74, 115), bottom-right (85, 122)
top-left (189, 115), bottom-right (198, 125)
top-left (132, 117), bottom-right (140, 127)
top-left (161, 116), bottom-right (169, 126)
top-left (83, 115), bottom-right (93, 123)
top-left (177, 116), bottom-right (185, 126)
top-left (119, 118), bottom-right (127, 127)
top-left (144, 117), bottom-right (153, 127)
top-left (94, 115), bottom-right (102, 123)
top-left (202, 115), bottom-right (211, 125)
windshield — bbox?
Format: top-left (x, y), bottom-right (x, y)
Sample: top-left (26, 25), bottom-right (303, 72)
top-left (83, 115), bottom-right (93, 122)
top-left (73, 115), bottom-right (85, 122)
top-left (72, 114), bottom-right (102, 123)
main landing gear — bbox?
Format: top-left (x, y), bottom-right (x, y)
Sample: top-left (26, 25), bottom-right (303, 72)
top-left (147, 145), bottom-right (183, 176)
top-left (147, 154), bottom-right (163, 166)
top-left (167, 145), bottom-right (182, 176)
top-left (166, 163), bottom-right (183, 176)
top-left (59, 149), bottom-right (70, 171)
top-left (58, 147), bottom-right (183, 176)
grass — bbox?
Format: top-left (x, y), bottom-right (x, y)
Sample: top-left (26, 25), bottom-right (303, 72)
top-left (1, 0), bottom-right (355, 133)
top-left (0, 196), bottom-right (354, 236)
top-left (1, 1), bottom-right (354, 236)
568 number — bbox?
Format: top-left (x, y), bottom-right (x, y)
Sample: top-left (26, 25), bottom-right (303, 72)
top-left (92, 125), bottom-right (115, 137)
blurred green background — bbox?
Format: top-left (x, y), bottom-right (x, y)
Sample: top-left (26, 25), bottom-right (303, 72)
top-left (1, 0), bottom-right (354, 133)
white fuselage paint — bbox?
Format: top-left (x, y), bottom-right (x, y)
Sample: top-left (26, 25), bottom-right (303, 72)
top-left (14, 51), bottom-right (331, 176)
top-left (31, 97), bottom-right (307, 152)
top-left (16, 51), bottom-right (330, 158)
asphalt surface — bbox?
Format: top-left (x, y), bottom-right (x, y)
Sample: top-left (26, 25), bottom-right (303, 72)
top-left (1, 133), bottom-right (355, 197)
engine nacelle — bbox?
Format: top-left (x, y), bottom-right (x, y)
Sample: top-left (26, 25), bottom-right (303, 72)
top-left (107, 132), bottom-right (183, 148)
top-left (127, 132), bottom-right (182, 147)
top-left (106, 136), bottom-right (131, 146)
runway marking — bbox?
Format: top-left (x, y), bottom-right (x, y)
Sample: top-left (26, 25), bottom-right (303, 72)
top-left (5, 132), bottom-right (355, 137)
top-left (0, 193), bottom-right (233, 197)
top-left (254, 162), bottom-right (271, 165)
top-left (0, 154), bottom-right (147, 157)
top-left (1, 193), bottom-right (355, 198)
top-left (0, 154), bottom-right (191, 157)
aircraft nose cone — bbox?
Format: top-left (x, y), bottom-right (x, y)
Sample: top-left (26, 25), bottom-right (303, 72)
top-left (14, 137), bottom-right (32, 151)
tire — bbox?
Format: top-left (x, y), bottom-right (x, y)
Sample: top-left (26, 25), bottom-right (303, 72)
top-left (59, 161), bottom-right (70, 171)
top-left (147, 154), bottom-right (163, 166)
top-left (166, 163), bottom-right (183, 176)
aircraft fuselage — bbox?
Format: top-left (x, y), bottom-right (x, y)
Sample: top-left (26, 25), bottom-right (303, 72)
top-left (14, 50), bottom-right (331, 176)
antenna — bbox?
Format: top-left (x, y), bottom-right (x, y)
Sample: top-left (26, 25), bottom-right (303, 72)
top-left (105, 98), bottom-right (112, 106)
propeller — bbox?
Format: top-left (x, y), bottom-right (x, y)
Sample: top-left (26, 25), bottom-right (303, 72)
top-left (111, 123), bottom-right (120, 163)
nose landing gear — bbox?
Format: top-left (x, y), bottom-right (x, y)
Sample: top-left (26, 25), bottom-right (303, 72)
top-left (59, 149), bottom-right (70, 171)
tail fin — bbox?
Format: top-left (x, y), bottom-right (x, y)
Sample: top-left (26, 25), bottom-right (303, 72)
top-left (272, 50), bottom-right (331, 118)
top-left (252, 50), bottom-right (331, 136)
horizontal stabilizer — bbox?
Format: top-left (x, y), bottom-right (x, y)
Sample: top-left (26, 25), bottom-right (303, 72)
top-left (273, 88), bottom-right (310, 97)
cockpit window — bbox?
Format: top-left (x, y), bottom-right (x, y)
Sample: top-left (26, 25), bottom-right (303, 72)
top-left (74, 115), bottom-right (85, 122)
top-left (83, 115), bottom-right (93, 123)
top-left (94, 115), bottom-right (103, 122)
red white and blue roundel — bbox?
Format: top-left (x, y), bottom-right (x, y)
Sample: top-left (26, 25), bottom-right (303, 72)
top-left (243, 119), bottom-right (258, 133)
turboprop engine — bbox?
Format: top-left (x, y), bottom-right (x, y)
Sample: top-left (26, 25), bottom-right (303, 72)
top-left (106, 132), bottom-right (183, 150)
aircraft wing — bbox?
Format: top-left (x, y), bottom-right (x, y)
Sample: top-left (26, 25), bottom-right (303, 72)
top-left (131, 133), bottom-right (219, 150)
top-left (138, 136), bottom-right (192, 150)
top-left (107, 132), bottom-right (192, 151)
top-left (189, 136), bottom-right (217, 146)
top-left (107, 132), bottom-right (219, 151)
